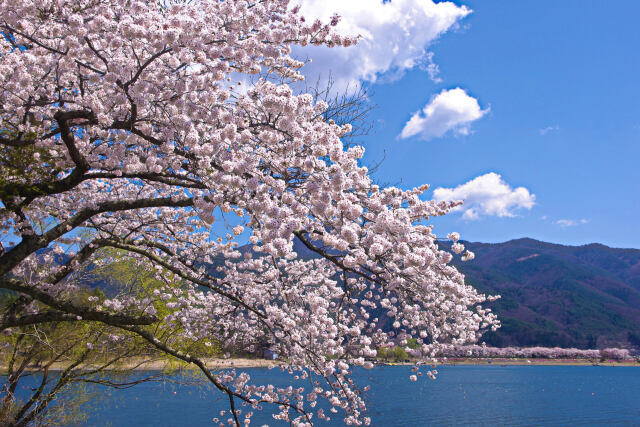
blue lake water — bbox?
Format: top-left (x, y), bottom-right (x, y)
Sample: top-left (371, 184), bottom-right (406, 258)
top-left (28, 365), bottom-right (640, 426)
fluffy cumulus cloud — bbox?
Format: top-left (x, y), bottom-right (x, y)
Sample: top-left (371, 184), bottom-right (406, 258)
top-left (294, 0), bottom-right (470, 88)
top-left (433, 173), bottom-right (535, 220)
top-left (399, 88), bottom-right (487, 140)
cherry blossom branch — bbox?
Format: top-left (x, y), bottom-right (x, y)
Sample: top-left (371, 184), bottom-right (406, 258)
top-left (0, 24), bottom-right (67, 55)
top-left (0, 310), bottom-right (80, 332)
top-left (294, 230), bottom-right (383, 286)
top-left (118, 324), bottom-right (312, 427)
top-left (0, 277), bottom-right (158, 326)
top-left (0, 196), bottom-right (194, 276)
top-left (82, 36), bottom-right (109, 73)
top-left (98, 238), bottom-right (268, 320)
top-left (122, 47), bottom-right (172, 90)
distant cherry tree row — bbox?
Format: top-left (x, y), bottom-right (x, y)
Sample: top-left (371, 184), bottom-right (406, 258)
top-left (435, 345), bottom-right (633, 360)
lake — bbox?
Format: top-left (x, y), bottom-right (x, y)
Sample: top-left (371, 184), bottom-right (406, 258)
top-left (52, 365), bottom-right (640, 425)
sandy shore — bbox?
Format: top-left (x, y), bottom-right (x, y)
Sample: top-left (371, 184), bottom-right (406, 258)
top-left (138, 357), bottom-right (279, 370)
top-left (3, 357), bottom-right (638, 372)
top-left (0, 357), bottom-right (278, 372)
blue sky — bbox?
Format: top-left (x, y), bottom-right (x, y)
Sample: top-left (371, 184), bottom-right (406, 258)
top-left (5, 2), bottom-right (636, 252)
top-left (296, 0), bottom-right (640, 248)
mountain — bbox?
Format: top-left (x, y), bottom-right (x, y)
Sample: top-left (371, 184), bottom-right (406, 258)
top-left (447, 238), bottom-right (640, 349)
top-left (294, 236), bottom-right (640, 349)
top-left (21, 237), bottom-right (639, 349)
top-left (202, 238), bottom-right (640, 349)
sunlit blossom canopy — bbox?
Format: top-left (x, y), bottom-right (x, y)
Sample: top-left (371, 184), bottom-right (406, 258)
top-left (0, 0), bottom-right (498, 425)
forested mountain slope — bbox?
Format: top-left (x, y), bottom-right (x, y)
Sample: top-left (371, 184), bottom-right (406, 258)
top-left (38, 237), bottom-right (640, 349)
top-left (447, 238), bottom-right (640, 349)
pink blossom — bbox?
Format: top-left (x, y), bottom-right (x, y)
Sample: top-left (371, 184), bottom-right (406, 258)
top-left (0, 1), bottom-right (499, 424)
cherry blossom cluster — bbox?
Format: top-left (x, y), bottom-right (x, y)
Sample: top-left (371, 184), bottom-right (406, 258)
top-left (0, 1), bottom-right (499, 425)
top-left (440, 345), bottom-right (632, 360)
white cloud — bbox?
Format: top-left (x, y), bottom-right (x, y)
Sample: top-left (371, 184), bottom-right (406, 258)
top-left (433, 172), bottom-right (535, 220)
top-left (294, 0), bottom-right (470, 88)
top-left (539, 125), bottom-right (559, 135)
top-left (418, 52), bottom-right (443, 83)
top-left (555, 219), bottom-right (589, 227)
top-left (399, 88), bottom-right (487, 140)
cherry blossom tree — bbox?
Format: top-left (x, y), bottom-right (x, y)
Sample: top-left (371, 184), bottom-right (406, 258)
top-left (599, 348), bottom-right (631, 361)
top-left (0, 0), bottom-right (499, 425)
top-left (438, 345), bottom-right (607, 360)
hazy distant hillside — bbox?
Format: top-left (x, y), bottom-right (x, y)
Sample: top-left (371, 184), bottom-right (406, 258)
top-left (448, 238), bottom-right (640, 349)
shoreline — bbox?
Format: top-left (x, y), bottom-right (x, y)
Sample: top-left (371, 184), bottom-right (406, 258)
top-left (382, 358), bottom-right (640, 367)
top-left (2, 357), bottom-right (638, 372)
top-left (0, 357), bottom-right (279, 372)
